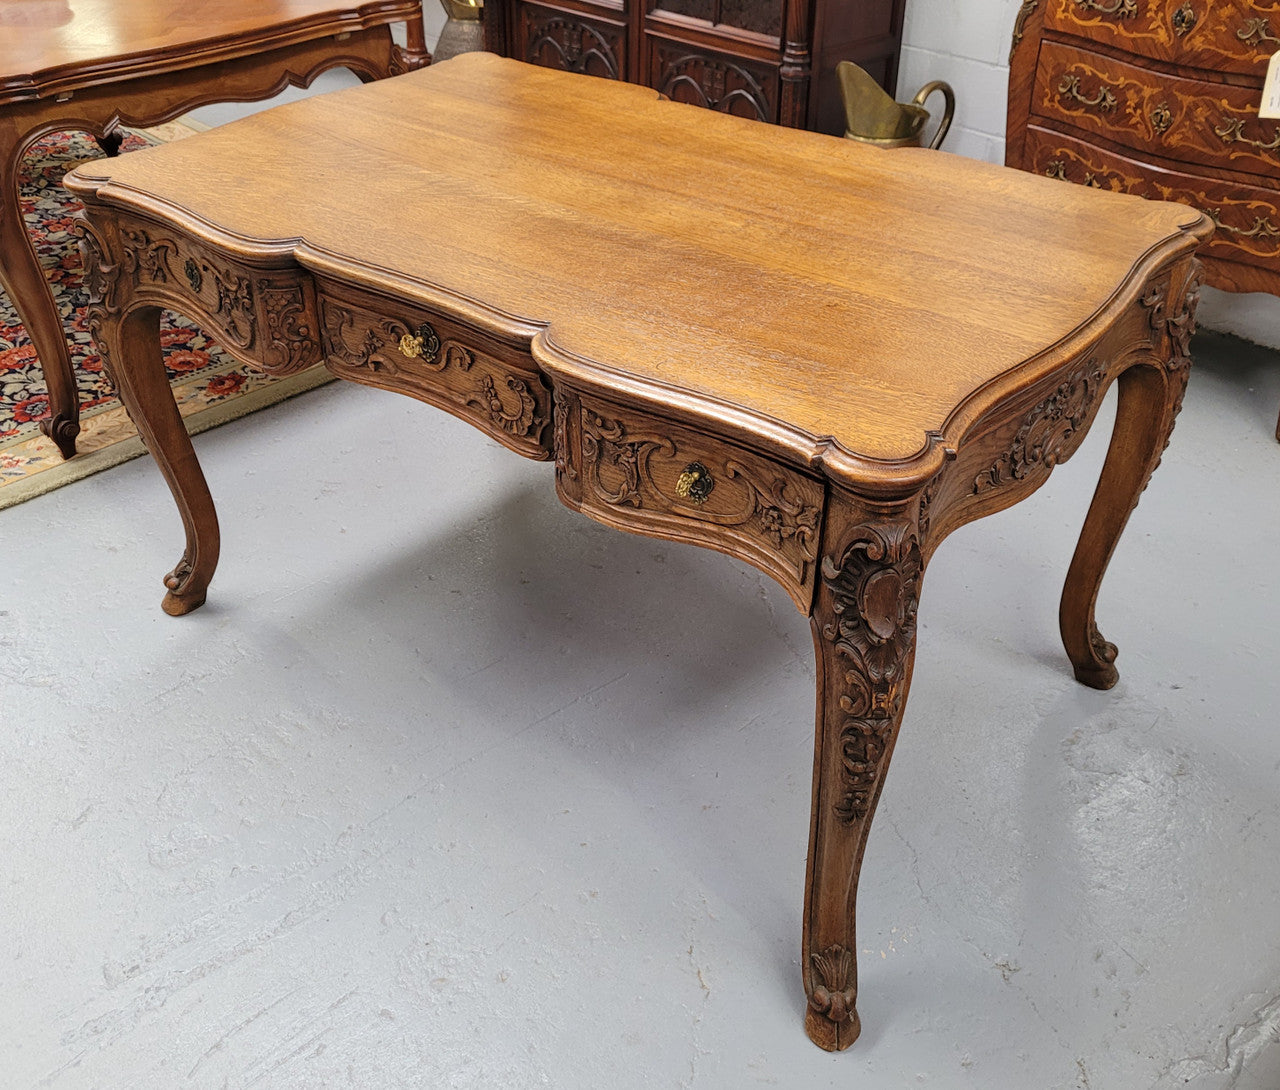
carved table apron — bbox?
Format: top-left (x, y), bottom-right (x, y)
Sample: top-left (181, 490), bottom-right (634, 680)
top-left (65, 54), bottom-right (1212, 1051)
top-left (0, 0), bottom-right (428, 460)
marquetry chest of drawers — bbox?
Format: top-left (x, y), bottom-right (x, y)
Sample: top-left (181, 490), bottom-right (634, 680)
top-left (482, 0), bottom-right (905, 136)
top-left (1007, 0), bottom-right (1280, 293)
top-left (1007, 0), bottom-right (1280, 436)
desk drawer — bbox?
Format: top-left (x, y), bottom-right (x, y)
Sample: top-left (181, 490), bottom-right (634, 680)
top-left (1034, 39), bottom-right (1280, 177)
top-left (1044, 0), bottom-right (1273, 77)
top-left (559, 392), bottom-right (824, 608)
top-left (319, 292), bottom-right (552, 459)
top-left (1026, 125), bottom-right (1280, 268)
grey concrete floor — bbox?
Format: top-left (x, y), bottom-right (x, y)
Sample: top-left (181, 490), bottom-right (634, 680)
top-left (2, 330), bottom-right (1278, 1089)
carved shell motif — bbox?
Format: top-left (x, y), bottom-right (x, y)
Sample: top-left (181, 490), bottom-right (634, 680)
top-left (821, 521), bottom-right (922, 825)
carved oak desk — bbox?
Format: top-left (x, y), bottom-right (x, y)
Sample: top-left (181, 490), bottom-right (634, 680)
top-left (1, 0), bottom-right (428, 459)
top-left (66, 53), bottom-right (1210, 1051)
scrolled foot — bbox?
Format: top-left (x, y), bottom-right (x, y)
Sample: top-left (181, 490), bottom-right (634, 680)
top-left (39, 412), bottom-right (80, 459)
top-left (1072, 625), bottom-right (1119, 690)
top-left (161, 555), bottom-right (207, 615)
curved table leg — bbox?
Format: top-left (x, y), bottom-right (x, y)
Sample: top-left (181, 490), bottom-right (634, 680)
top-left (101, 303), bottom-right (220, 615)
top-left (0, 120), bottom-right (81, 458)
top-left (803, 512), bottom-right (923, 1050)
top-left (1060, 357), bottom-right (1189, 689)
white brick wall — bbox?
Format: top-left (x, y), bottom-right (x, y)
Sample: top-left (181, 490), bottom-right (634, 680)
top-left (897, 0), bottom-right (1280, 345)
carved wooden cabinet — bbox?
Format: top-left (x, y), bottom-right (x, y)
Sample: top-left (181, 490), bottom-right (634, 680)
top-left (482, 0), bottom-right (905, 135)
top-left (1007, 0), bottom-right (1280, 436)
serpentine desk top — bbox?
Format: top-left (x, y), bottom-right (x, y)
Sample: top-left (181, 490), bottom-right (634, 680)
top-left (66, 53), bottom-right (1212, 1052)
top-left (68, 52), bottom-right (1203, 470)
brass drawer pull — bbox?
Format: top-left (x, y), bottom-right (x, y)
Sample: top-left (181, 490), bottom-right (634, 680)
top-left (1150, 102), bottom-right (1172, 134)
top-left (675, 462), bottom-right (714, 504)
top-left (398, 322), bottom-right (441, 362)
top-left (1045, 159), bottom-right (1068, 180)
top-left (1057, 73), bottom-right (1117, 111)
top-left (1237, 17), bottom-right (1280, 45)
top-left (1206, 208), bottom-right (1280, 239)
top-left (1073, 0), bottom-right (1136, 15)
top-left (1171, 1), bottom-right (1197, 35)
top-left (1214, 117), bottom-right (1280, 151)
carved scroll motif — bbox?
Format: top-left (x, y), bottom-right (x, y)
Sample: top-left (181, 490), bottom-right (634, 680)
top-left (726, 463), bottom-right (821, 582)
top-left (972, 363), bottom-right (1106, 494)
top-left (821, 521), bottom-right (921, 825)
top-left (467, 374), bottom-right (538, 437)
top-left (578, 411), bottom-right (823, 582)
top-left (75, 217), bottom-right (121, 384)
top-left (120, 228), bottom-right (176, 284)
top-left (809, 945), bottom-right (857, 1026)
top-left (322, 303), bottom-right (423, 372)
top-left (257, 282), bottom-right (318, 374)
top-left (320, 301), bottom-right (546, 442)
top-left (580, 412), bottom-right (675, 507)
top-left (1142, 272), bottom-right (1202, 377)
top-left (1141, 268), bottom-right (1203, 464)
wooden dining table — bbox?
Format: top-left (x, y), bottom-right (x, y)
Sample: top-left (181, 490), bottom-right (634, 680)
top-left (65, 53), bottom-right (1211, 1050)
top-left (0, 0), bottom-right (428, 459)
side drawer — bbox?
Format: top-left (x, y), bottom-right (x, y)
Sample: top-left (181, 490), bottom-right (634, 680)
top-left (557, 390), bottom-right (824, 609)
top-left (1044, 0), bottom-right (1273, 78)
top-left (1033, 39), bottom-right (1280, 177)
top-left (1025, 125), bottom-right (1280, 269)
top-left (319, 291), bottom-right (552, 459)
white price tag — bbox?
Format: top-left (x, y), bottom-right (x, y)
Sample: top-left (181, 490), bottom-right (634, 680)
top-left (1260, 51), bottom-right (1280, 118)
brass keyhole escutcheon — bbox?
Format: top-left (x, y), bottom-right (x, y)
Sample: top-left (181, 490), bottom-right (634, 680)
top-left (1172, 1), bottom-right (1197, 35)
top-left (398, 322), bottom-right (441, 362)
top-left (675, 462), bottom-right (714, 504)
top-left (1150, 102), bottom-right (1173, 135)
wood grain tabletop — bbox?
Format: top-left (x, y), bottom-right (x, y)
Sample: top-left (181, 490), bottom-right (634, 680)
top-left (71, 52), bottom-right (1207, 464)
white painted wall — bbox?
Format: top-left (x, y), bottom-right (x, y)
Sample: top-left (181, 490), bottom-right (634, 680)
top-left (896, 0), bottom-right (1280, 348)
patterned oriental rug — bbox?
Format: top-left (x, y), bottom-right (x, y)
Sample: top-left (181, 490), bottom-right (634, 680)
top-left (0, 125), bottom-right (332, 510)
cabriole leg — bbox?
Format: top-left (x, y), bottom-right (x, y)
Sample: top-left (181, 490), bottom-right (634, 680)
top-left (803, 509), bottom-right (923, 1050)
top-left (100, 303), bottom-right (220, 615)
top-left (0, 118), bottom-right (81, 457)
top-left (1060, 267), bottom-right (1198, 689)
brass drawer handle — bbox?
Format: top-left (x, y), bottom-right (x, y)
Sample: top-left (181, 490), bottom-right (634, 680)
top-left (1214, 117), bottom-right (1280, 151)
top-left (1172, 1), bottom-right (1197, 35)
top-left (1150, 102), bottom-right (1173, 134)
top-left (1206, 208), bottom-right (1280, 239)
top-left (1044, 159), bottom-right (1108, 188)
top-left (398, 322), bottom-right (441, 362)
top-left (675, 462), bottom-right (714, 504)
top-left (1073, 0), bottom-right (1136, 15)
top-left (1057, 73), bottom-right (1117, 112)
top-left (1237, 17), bottom-right (1280, 45)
